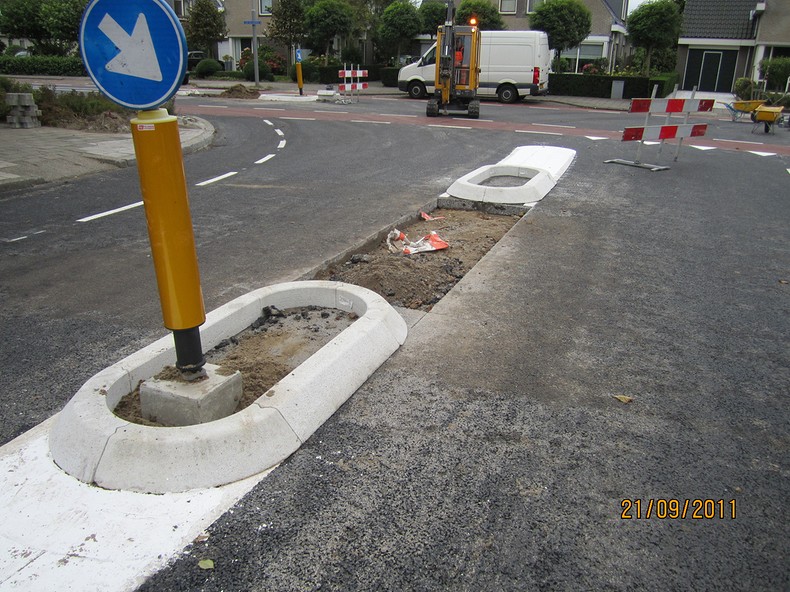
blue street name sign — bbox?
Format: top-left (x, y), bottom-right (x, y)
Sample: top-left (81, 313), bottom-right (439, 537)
top-left (80, 0), bottom-right (187, 110)
top-left (244, 20), bottom-right (262, 25)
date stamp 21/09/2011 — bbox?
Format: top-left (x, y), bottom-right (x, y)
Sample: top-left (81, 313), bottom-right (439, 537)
top-left (621, 499), bottom-right (736, 520)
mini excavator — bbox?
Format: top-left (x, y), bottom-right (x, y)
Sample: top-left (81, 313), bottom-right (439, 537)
top-left (426, 1), bottom-right (482, 119)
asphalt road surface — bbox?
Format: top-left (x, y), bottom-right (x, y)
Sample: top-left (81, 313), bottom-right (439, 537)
top-left (1, 95), bottom-right (788, 590)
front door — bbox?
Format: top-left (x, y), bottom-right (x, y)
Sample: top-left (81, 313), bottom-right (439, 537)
top-left (698, 51), bottom-right (722, 92)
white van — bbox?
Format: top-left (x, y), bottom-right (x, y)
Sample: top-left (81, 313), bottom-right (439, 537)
top-left (398, 30), bottom-right (551, 103)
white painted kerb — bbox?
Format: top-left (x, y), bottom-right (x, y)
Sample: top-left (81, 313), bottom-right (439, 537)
top-left (49, 281), bottom-right (407, 494)
top-left (447, 145), bottom-right (576, 205)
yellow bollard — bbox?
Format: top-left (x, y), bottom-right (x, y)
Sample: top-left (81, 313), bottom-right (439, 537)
top-left (131, 109), bottom-right (206, 335)
top-left (296, 61), bottom-right (304, 96)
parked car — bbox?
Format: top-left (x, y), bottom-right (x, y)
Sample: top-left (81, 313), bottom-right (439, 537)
top-left (187, 51), bottom-right (206, 70)
top-left (14, 50), bottom-right (32, 58)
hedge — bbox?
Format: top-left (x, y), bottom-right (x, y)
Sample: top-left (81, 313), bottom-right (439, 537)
top-left (380, 67), bottom-right (399, 87)
top-left (289, 63), bottom-right (383, 85)
top-left (548, 72), bottom-right (679, 99)
top-left (0, 56), bottom-right (86, 76)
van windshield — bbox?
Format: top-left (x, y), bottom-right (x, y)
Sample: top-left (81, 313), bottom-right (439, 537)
top-left (421, 46), bottom-right (436, 66)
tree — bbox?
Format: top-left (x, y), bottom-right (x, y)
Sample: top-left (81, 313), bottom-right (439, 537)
top-left (455, 0), bottom-right (505, 30)
top-left (184, 0), bottom-right (227, 57)
top-left (0, 0), bottom-right (49, 50)
top-left (304, 0), bottom-right (355, 65)
top-left (528, 0), bottom-right (591, 66)
top-left (40, 0), bottom-right (88, 46)
top-left (269, 0), bottom-right (307, 61)
top-left (377, 1), bottom-right (420, 62)
top-left (419, 0), bottom-right (447, 38)
top-left (627, 0), bottom-right (681, 75)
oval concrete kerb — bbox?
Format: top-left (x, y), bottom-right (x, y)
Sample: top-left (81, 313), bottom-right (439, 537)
top-left (446, 145), bottom-right (576, 205)
top-left (49, 281), bottom-right (407, 493)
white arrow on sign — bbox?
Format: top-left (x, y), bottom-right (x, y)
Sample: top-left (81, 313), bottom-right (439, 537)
top-left (99, 12), bottom-right (162, 82)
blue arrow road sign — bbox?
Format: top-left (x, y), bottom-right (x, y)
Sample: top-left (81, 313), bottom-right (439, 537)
top-left (80, 0), bottom-right (187, 110)
top-left (296, 49), bottom-right (302, 63)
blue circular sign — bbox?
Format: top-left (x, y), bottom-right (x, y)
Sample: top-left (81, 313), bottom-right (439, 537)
top-left (80, 0), bottom-right (187, 110)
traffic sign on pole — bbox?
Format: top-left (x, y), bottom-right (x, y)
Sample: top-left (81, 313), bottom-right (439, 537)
top-left (80, 0), bottom-right (187, 110)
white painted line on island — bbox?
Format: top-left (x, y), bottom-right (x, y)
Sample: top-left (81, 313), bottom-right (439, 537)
top-left (255, 154), bottom-right (276, 164)
top-left (196, 172), bottom-right (238, 186)
top-left (77, 201), bottom-right (143, 222)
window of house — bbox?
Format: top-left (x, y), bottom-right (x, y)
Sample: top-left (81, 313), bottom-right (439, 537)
top-left (259, 0), bottom-right (272, 15)
top-left (500, 0), bottom-right (517, 14)
top-left (527, 0), bottom-right (545, 12)
top-left (173, 0), bottom-right (185, 17)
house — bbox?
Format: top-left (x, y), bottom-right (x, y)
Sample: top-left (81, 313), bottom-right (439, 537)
top-left (677, 0), bottom-right (790, 93)
top-left (496, 0), bottom-right (630, 72)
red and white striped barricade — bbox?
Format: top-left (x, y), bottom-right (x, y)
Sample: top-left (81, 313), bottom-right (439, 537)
top-left (605, 93), bottom-right (714, 171)
top-left (337, 65), bottom-right (368, 103)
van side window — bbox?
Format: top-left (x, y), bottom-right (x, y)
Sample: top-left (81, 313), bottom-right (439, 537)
top-left (422, 47), bottom-right (436, 66)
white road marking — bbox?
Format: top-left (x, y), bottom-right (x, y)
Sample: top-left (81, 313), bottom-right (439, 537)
top-left (275, 129), bottom-right (285, 136)
top-left (263, 119), bottom-right (273, 125)
top-left (381, 113), bottom-right (417, 118)
top-left (255, 154), bottom-right (276, 164)
top-left (587, 110), bottom-right (622, 114)
top-left (279, 117), bottom-right (315, 121)
top-left (77, 201), bottom-right (144, 222)
top-left (196, 172), bottom-right (238, 186)
top-left (584, 136), bottom-right (608, 140)
top-left (452, 117), bottom-right (494, 122)
top-left (429, 124), bottom-right (472, 130)
top-left (278, 140), bottom-right (286, 149)
top-left (198, 104), bottom-right (227, 108)
top-left (514, 129), bottom-right (562, 136)
top-left (254, 107), bottom-right (285, 111)
top-left (534, 122), bottom-right (576, 129)
top-left (351, 120), bottom-right (391, 124)
top-left (714, 138), bottom-right (763, 145)
top-left (529, 106), bottom-right (561, 110)
top-left (748, 151), bottom-right (777, 157)
top-left (7, 235), bottom-right (27, 242)
top-left (690, 145), bottom-right (717, 151)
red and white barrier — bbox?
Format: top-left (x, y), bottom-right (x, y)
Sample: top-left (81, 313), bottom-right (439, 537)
top-left (630, 98), bottom-right (714, 114)
top-left (606, 88), bottom-right (712, 171)
top-left (337, 65), bottom-right (368, 103)
top-left (622, 123), bottom-right (707, 141)
top-left (338, 82), bottom-right (368, 91)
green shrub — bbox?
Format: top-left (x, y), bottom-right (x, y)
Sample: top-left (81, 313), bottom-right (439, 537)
top-left (209, 70), bottom-right (246, 80)
top-left (734, 77), bottom-right (756, 100)
top-left (289, 61), bottom-right (320, 83)
top-left (243, 59), bottom-right (273, 82)
top-left (759, 57), bottom-right (790, 91)
top-left (0, 55), bottom-right (86, 76)
top-left (380, 67), bottom-right (399, 87)
top-left (195, 58), bottom-right (223, 78)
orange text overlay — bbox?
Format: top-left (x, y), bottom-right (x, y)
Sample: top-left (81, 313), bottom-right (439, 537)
top-left (620, 499), bottom-right (736, 520)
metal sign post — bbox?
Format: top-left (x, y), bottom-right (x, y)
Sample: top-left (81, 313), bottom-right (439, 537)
top-left (81, 0), bottom-right (206, 373)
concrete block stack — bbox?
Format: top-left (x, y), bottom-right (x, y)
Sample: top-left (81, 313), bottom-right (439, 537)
top-left (5, 93), bottom-right (42, 129)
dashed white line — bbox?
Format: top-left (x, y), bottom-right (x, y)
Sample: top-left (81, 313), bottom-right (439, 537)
top-left (263, 120), bottom-right (274, 125)
top-left (315, 110), bottom-right (348, 114)
top-left (279, 117), bottom-right (315, 121)
top-left (534, 122), bottom-right (576, 129)
top-left (7, 235), bottom-right (28, 242)
top-left (196, 172), bottom-right (238, 186)
top-left (428, 124), bottom-right (472, 130)
top-left (381, 113), bottom-right (417, 118)
top-left (452, 117), bottom-right (494, 122)
top-left (275, 129), bottom-right (285, 136)
top-left (77, 201), bottom-right (144, 222)
top-left (585, 136), bottom-right (608, 140)
top-left (714, 138), bottom-right (763, 145)
top-left (351, 120), bottom-right (391, 124)
top-left (514, 129), bottom-right (563, 136)
top-left (255, 154), bottom-right (276, 164)
top-left (254, 107), bottom-right (285, 111)
top-left (277, 140), bottom-right (286, 149)
top-left (198, 105), bottom-right (228, 108)
top-left (586, 110), bottom-right (621, 114)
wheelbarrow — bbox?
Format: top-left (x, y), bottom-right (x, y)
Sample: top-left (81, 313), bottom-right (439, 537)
top-left (751, 105), bottom-right (785, 134)
top-left (724, 99), bottom-right (766, 121)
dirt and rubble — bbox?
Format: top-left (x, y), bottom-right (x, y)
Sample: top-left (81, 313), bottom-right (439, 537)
top-left (113, 206), bottom-right (523, 426)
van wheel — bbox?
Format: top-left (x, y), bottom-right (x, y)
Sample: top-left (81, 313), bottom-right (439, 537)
top-left (408, 81), bottom-right (426, 99)
top-left (497, 84), bottom-right (519, 104)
